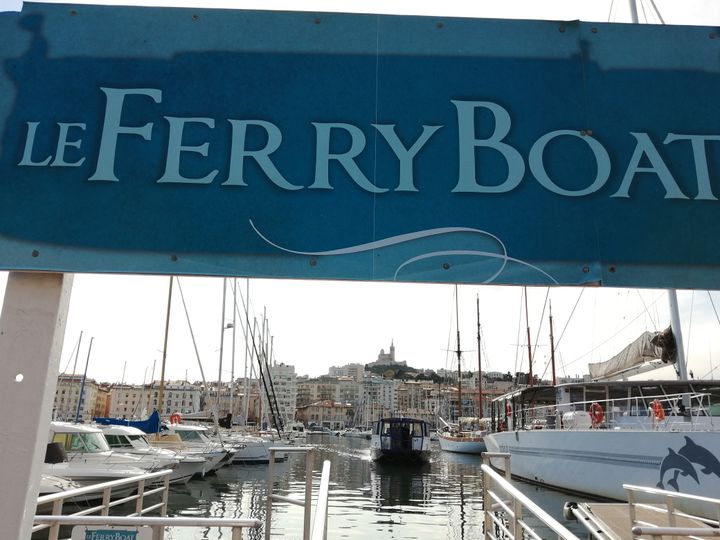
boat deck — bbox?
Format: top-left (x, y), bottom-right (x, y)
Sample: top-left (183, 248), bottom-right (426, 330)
top-left (570, 502), bottom-right (714, 540)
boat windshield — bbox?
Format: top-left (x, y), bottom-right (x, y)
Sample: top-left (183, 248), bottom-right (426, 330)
top-left (177, 430), bottom-right (204, 442)
top-left (103, 434), bottom-right (131, 449)
top-left (53, 432), bottom-right (110, 453)
top-left (127, 434), bottom-right (151, 448)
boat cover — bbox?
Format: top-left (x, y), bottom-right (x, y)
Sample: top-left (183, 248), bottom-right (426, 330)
top-left (94, 410), bottom-right (162, 434)
top-left (588, 327), bottom-right (676, 381)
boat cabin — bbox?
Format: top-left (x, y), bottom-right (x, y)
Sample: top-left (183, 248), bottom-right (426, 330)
top-left (490, 380), bottom-right (720, 432)
top-left (371, 417), bottom-right (430, 463)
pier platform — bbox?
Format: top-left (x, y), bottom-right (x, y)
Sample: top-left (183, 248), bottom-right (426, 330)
top-left (566, 501), bottom-right (715, 540)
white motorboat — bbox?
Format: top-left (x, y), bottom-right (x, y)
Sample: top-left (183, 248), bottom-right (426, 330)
top-left (43, 438), bottom-right (147, 501)
top-left (149, 423), bottom-right (231, 475)
top-left (100, 424), bottom-right (206, 484)
top-left (370, 418), bottom-right (431, 464)
top-left (287, 422), bottom-right (307, 440)
top-left (341, 427), bottom-right (372, 440)
top-left (438, 416), bottom-right (488, 454)
top-left (47, 421), bottom-right (167, 477)
top-left (485, 379), bottom-right (720, 519)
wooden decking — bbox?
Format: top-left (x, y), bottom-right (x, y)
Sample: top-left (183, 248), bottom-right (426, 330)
top-left (570, 502), bottom-right (715, 540)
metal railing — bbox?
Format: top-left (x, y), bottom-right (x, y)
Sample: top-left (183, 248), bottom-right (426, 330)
top-left (34, 469), bottom-right (262, 540)
top-left (625, 483), bottom-right (720, 538)
top-left (481, 452), bottom-right (580, 540)
top-left (502, 391), bottom-right (715, 432)
top-left (265, 446), bottom-right (332, 540)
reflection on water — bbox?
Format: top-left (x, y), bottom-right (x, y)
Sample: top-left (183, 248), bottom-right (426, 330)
top-left (162, 435), bottom-right (587, 539)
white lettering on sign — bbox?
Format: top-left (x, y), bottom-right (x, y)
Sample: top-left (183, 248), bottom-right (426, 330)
top-left (17, 88), bottom-right (720, 200)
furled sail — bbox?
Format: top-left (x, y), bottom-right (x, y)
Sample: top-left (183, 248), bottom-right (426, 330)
top-left (588, 327), bottom-right (676, 381)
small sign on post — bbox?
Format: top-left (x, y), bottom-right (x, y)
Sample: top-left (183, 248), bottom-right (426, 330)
top-left (70, 526), bottom-right (153, 540)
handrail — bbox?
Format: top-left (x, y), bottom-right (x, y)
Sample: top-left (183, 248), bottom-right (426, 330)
top-left (630, 525), bottom-right (720, 537)
top-left (265, 446), bottom-right (331, 540)
top-left (310, 459), bottom-right (332, 540)
top-left (482, 453), bottom-right (580, 540)
top-left (33, 515), bottom-right (262, 528)
top-left (624, 483), bottom-right (720, 535)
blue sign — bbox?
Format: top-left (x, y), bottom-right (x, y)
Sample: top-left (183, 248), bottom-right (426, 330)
top-left (1, 4), bottom-right (719, 287)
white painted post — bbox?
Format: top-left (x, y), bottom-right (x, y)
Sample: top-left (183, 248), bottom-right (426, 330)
top-left (0, 272), bottom-right (73, 540)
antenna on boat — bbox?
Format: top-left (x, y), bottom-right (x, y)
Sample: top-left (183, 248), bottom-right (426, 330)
top-left (524, 286), bottom-right (533, 386)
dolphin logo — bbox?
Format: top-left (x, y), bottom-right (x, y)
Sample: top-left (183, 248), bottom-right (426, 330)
top-left (678, 436), bottom-right (720, 479)
top-left (656, 448), bottom-right (699, 491)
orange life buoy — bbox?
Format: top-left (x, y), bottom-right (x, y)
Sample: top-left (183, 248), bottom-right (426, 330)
top-left (170, 413), bottom-right (182, 424)
top-left (589, 402), bottom-right (604, 426)
top-left (651, 400), bottom-right (665, 421)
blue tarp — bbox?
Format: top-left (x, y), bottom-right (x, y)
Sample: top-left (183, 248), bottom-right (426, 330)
top-left (94, 410), bottom-right (162, 434)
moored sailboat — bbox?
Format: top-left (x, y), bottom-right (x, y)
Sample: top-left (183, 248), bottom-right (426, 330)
top-left (439, 290), bottom-right (487, 454)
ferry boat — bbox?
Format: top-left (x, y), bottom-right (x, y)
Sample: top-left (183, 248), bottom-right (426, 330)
top-left (370, 418), bottom-right (431, 464)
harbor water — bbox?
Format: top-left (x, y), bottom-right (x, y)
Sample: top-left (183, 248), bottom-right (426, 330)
top-left (163, 434), bottom-right (591, 539)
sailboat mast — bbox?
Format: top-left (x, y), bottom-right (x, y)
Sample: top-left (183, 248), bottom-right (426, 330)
top-left (74, 337), bottom-right (94, 423)
top-left (230, 279), bottom-right (237, 424)
top-left (549, 300), bottom-right (557, 386)
top-left (476, 295), bottom-right (483, 418)
top-left (668, 290), bottom-right (689, 408)
top-left (455, 285), bottom-right (462, 420)
top-left (158, 276), bottom-right (173, 418)
top-left (524, 286), bottom-right (534, 386)
top-left (217, 278), bottom-right (228, 412)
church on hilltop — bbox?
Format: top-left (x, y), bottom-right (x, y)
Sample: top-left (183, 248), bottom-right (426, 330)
top-left (367, 340), bottom-right (407, 368)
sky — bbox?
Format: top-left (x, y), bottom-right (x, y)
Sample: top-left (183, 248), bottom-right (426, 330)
top-left (2, 0), bottom-right (720, 385)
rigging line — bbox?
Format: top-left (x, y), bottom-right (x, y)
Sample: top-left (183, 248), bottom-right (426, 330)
top-left (686, 290), bottom-right (695, 364)
top-left (639, 0), bottom-right (650, 24)
top-left (555, 288), bottom-right (584, 349)
top-left (607, 0), bottom-right (616, 22)
top-left (563, 291), bottom-right (666, 368)
top-left (647, 0), bottom-right (665, 24)
top-left (555, 289), bottom-right (585, 378)
top-left (175, 277), bottom-right (208, 387)
top-left (231, 288), bottom-right (283, 433)
top-left (60, 334), bottom-right (80, 374)
top-left (531, 287), bottom-right (550, 369)
top-left (635, 289), bottom-right (659, 331)
top-left (707, 291), bottom-right (720, 327)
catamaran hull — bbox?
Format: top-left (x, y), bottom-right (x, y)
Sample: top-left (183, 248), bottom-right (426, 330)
top-left (438, 435), bottom-right (486, 454)
top-left (485, 429), bottom-right (720, 518)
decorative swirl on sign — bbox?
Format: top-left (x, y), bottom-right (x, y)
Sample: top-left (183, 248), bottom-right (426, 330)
top-left (249, 220), bottom-right (557, 284)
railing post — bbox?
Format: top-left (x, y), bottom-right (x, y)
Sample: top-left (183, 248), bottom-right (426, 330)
top-left (160, 474), bottom-right (170, 517)
top-left (101, 486), bottom-right (112, 516)
top-left (483, 460), bottom-right (493, 539)
top-left (151, 524), bottom-right (164, 540)
top-left (49, 499), bottom-right (63, 540)
top-left (135, 479), bottom-right (146, 516)
top-left (512, 496), bottom-right (522, 540)
top-left (265, 449), bottom-right (276, 540)
top-left (304, 449), bottom-right (315, 540)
